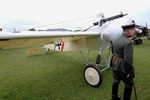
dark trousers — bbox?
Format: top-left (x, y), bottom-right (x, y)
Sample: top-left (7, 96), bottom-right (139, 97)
top-left (112, 70), bottom-right (133, 100)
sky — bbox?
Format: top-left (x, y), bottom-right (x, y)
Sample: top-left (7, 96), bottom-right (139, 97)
top-left (0, 0), bottom-right (150, 31)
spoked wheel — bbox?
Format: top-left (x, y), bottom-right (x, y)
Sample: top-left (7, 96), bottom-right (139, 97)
top-left (83, 65), bottom-right (103, 88)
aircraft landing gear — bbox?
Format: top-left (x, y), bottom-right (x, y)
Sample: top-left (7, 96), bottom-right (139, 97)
top-left (84, 65), bottom-right (103, 87)
top-left (80, 47), bottom-right (110, 87)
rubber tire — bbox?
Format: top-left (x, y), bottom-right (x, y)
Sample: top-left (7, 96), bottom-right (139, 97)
top-left (83, 65), bottom-right (103, 88)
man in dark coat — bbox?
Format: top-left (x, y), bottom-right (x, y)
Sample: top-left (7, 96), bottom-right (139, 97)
top-left (111, 20), bottom-right (138, 100)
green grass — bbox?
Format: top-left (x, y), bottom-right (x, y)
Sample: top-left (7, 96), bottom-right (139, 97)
top-left (0, 38), bottom-right (150, 100)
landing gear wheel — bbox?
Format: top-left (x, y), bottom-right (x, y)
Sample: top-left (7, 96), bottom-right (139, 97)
top-left (84, 65), bottom-right (103, 87)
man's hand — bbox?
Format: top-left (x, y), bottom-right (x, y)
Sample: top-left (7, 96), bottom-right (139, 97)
top-left (127, 72), bottom-right (135, 80)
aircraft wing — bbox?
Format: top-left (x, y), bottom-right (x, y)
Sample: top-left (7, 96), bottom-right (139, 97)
top-left (0, 30), bottom-right (101, 51)
top-left (0, 31), bottom-right (99, 39)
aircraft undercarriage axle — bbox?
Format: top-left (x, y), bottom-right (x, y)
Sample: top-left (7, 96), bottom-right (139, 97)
top-left (81, 48), bottom-right (111, 87)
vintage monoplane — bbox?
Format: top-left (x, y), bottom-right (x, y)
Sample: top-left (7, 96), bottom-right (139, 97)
top-left (0, 12), bottom-right (134, 87)
top-left (132, 24), bottom-right (150, 45)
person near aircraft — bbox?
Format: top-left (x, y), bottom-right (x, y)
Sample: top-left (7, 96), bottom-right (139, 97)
top-left (111, 19), bottom-right (138, 100)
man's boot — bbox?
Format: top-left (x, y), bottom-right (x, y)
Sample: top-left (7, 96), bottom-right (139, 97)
top-left (112, 83), bottom-right (120, 100)
top-left (123, 87), bottom-right (132, 100)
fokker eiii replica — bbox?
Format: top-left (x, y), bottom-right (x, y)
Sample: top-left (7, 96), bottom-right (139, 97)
top-left (0, 12), bottom-right (135, 87)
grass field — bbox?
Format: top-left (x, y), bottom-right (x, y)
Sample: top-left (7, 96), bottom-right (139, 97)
top-left (0, 37), bottom-right (150, 100)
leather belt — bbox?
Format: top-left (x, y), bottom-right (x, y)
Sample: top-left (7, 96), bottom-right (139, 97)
top-left (113, 55), bottom-right (123, 61)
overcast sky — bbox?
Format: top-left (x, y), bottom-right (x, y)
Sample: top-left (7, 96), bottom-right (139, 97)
top-left (0, 0), bottom-right (150, 31)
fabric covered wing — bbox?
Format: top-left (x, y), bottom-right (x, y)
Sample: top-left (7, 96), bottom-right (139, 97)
top-left (0, 31), bottom-right (99, 49)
